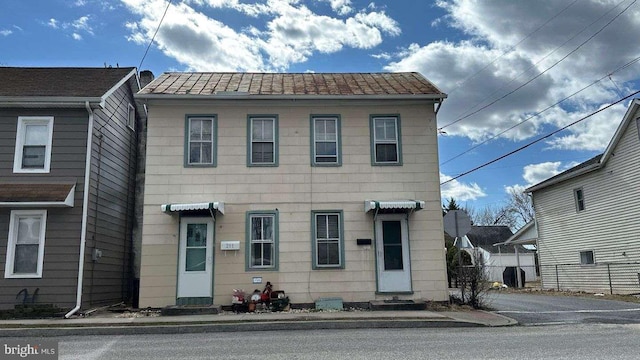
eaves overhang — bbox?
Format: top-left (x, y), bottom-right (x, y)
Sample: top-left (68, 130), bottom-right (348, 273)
top-left (135, 93), bottom-right (447, 101)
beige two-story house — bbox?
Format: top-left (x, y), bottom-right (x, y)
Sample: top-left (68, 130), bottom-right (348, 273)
top-left (135, 72), bottom-right (448, 307)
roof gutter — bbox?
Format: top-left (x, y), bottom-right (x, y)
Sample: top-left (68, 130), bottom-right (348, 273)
top-left (65, 100), bottom-right (94, 318)
top-left (0, 96), bottom-right (103, 108)
top-left (135, 93), bottom-right (447, 101)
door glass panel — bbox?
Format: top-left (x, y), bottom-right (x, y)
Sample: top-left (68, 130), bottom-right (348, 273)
top-left (382, 221), bottom-right (403, 270)
top-left (185, 223), bottom-right (207, 272)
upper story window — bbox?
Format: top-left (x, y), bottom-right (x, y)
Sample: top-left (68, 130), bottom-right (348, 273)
top-left (312, 211), bottom-right (344, 269)
top-left (4, 210), bottom-right (47, 279)
top-left (13, 116), bottom-right (54, 173)
top-left (246, 211), bottom-right (278, 270)
top-left (248, 116), bottom-right (278, 166)
top-left (311, 116), bottom-right (341, 166)
top-left (127, 103), bottom-right (136, 131)
top-left (574, 188), bottom-right (585, 212)
top-left (185, 116), bottom-right (216, 167)
top-left (371, 115), bottom-right (402, 165)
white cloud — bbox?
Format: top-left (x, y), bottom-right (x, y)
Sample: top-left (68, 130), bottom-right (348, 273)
top-left (75, 0), bottom-right (87, 6)
top-left (72, 33), bottom-right (83, 40)
top-left (70, 15), bottom-right (94, 35)
top-left (386, 0), bottom-right (640, 152)
top-left (506, 160), bottom-right (583, 193)
top-left (121, 0), bottom-right (400, 71)
top-left (440, 173), bottom-right (487, 201)
top-left (13, 25), bottom-right (23, 31)
top-left (371, 52), bottom-right (391, 60)
top-left (0, 29), bottom-right (12, 36)
top-left (48, 18), bottom-right (59, 29)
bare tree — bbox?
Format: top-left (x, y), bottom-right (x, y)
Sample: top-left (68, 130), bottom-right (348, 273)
top-left (504, 187), bottom-right (534, 229)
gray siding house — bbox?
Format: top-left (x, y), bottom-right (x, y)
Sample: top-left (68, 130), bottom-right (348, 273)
top-left (0, 67), bottom-right (145, 315)
top-left (527, 99), bottom-right (640, 294)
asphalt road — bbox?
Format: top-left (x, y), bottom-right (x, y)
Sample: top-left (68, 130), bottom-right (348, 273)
top-left (33, 324), bottom-right (640, 360)
top-left (486, 292), bottom-right (640, 325)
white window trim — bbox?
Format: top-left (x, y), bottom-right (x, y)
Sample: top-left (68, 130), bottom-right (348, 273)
top-left (314, 212), bottom-right (343, 268)
top-left (313, 117), bottom-right (339, 165)
top-left (4, 210), bottom-right (47, 279)
top-left (188, 117), bottom-right (215, 165)
top-left (579, 250), bottom-right (595, 265)
top-left (127, 103), bottom-right (136, 131)
top-left (373, 116), bottom-right (399, 164)
top-left (13, 116), bottom-right (54, 173)
top-left (250, 117), bottom-right (276, 165)
top-left (249, 214), bottom-right (276, 269)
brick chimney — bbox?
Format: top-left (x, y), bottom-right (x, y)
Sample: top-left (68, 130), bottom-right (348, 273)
top-left (139, 70), bottom-right (154, 89)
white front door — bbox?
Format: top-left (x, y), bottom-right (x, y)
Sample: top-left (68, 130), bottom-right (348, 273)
top-left (177, 217), bottom-right (214, 299)
top-left (375, 214), bottom-right (412, 292)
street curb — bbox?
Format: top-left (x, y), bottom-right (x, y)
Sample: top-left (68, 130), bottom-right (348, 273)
top-left (0, 319), bottom-right (484, 337)
top-left (479, 311), bottom-right (520, 327)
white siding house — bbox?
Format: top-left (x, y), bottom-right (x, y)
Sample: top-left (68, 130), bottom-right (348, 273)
top-left (527, 99), bottom-right (640, 294)
top-left (135, 72), bottom-right (449, 308)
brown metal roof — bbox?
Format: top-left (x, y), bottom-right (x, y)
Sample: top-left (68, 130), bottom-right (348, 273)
top-left (138, 72), bottom-right (445, 97)
top-left (0, 67), bottom-right (135, 98)
top-left (0, 184), bottom-right (75, 203)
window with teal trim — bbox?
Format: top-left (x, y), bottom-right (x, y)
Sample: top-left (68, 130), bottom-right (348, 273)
top-left (249, 213), bottom-right (276, 269)
top-left (371, 116), bottom-right (401, 165)
top-left (312, 211), bottom-right (343, 268)
top-left (249, 116), bottom-right (277, 166)
top-left (312, 116), bottom-right (340, 165)
top-left (187, 117), bottom-right (215, 165)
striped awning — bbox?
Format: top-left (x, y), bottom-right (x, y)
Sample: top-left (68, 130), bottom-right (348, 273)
top-left (364, 200), bottom-right (425, 213)
top-left (161, 202), bottom-right (224, 215)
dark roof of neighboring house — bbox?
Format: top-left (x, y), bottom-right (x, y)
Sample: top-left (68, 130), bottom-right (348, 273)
top-left (527, 99), bottom-right (640, 193)
top-left (137, 72), bottom-right (446, 98)
top-left (0, 67), bottom-right (136, 97)
top-left (466, 226), bottom-right (531, 254)
top-left (526, 154), bottom-right (603, 192)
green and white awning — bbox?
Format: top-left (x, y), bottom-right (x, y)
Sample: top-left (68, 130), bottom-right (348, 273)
top-left (364, 200), bottom-right (425, 213)
top-left (161, 202), bottom-right (224, 215)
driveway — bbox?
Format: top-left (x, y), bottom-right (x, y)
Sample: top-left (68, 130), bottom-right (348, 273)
top-left (486, 291), bottom-right (640, 325)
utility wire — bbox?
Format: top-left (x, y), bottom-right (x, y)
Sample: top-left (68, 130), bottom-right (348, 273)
top-left (447, 0), bottom-right (580, 96)
top-left (440, 0), bottom-right (636, 131)
top-left (139, 0), bottom-right (172, 70)
top-left (440, 89), bottom-right (640, 186)
top-left (96, 0), bottom-right (172, 133)
top-left (440, 54), bottom-right (640, 166)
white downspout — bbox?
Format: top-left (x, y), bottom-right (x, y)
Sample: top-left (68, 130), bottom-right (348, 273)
top-left (65, 101), bottom-right (94, 318)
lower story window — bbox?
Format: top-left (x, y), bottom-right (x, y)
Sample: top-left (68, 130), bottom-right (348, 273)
top-left (312, 211), bottom-right (344, 269)
top-left (580, 250), bottom-right (594, 265)
top-left (4, 210), bottom-right (47, 278)
top-left (247, 212), bottom-right (278, 270)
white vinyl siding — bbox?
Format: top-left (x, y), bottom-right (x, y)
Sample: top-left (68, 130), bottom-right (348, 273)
top-left (13, 116), bottom-right (54, 173)
top-left (4, 210), bottom-right (47, 279)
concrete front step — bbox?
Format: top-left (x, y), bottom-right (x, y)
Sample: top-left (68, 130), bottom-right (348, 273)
top-left (369, 300), bottom-right (427, 311)
top-left (161, 305), bottom-right (222, 316)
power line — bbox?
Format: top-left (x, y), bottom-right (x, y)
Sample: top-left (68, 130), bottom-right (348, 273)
top-left (440, 0), bottom-right (636, 131)
top-left (139, 0), bottom-right (172, 70)
top-left (440, 90), bottom-right (640, 186)
top-left (447, 0), bottom-right (580, 96)
top-left (440, 54), bottom-right (640, 166)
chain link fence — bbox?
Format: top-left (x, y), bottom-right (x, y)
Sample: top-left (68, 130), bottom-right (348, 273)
top-left (481, 263), bottom-right (640, 294)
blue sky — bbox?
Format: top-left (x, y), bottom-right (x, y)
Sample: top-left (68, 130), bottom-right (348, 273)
top-left (2, 0), bottom-right (639, 216)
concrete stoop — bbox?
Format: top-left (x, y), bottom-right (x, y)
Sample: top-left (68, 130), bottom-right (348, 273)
top-left (369, 300), bottom-right (427, 311)
top-left (161, 305), bottom-right (222, 316)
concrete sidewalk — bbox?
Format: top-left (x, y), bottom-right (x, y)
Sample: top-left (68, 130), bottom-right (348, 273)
top-left (0, 309), bottom-right (517, 337)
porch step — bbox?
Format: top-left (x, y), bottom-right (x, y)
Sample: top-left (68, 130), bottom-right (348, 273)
top-left (161, 305), bottom-right (222, 316)
top-left (369, 299), bottom-right (427, 311)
